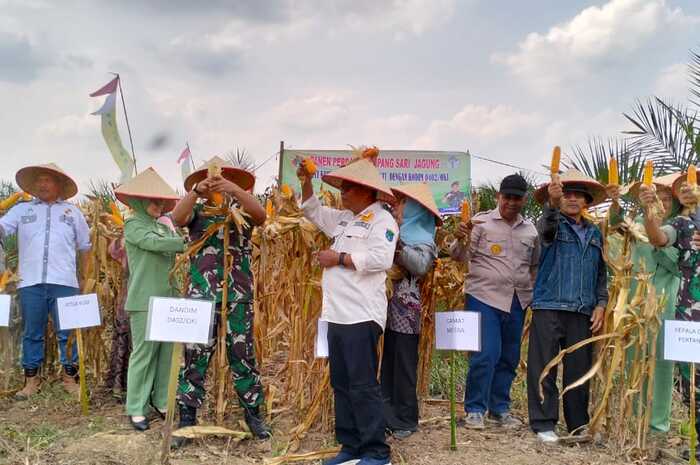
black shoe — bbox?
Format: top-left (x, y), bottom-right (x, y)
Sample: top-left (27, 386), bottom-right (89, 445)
top-left (149, 401), bottom-right (166, 421)
top-left (129, 416), bottom-right (149, 431)
top-left (244, 407), bottom-right (272, 439)
top-left (171, 405), bottom-right (197, 449)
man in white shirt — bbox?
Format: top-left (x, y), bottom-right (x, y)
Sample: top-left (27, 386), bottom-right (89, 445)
top-left (0, 164), bottom-right (91, 399)
top-left (298, 153), bottom-right (398, 465)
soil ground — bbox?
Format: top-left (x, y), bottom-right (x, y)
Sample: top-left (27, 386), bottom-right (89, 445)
top-left (0, 375), bottom-right (691, 465)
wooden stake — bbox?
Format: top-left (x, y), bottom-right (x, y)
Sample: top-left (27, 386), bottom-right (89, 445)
top-left (216, 222), bottom-right (231, 425)
top-left (161, 342), bottom-right (182, 465)
top-left (691, 363), bottom-right (697, 465)
top-left (450, 351), bottom-right (457, 451)
top-left (76, 328), bottom-right (88, 415)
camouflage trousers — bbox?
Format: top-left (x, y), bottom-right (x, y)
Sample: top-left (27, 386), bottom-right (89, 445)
top-left (176, 301), bottom-right (264, 410)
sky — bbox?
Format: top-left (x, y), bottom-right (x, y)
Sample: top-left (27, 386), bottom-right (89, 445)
top-left (1, 0), bottom-right (699, 195)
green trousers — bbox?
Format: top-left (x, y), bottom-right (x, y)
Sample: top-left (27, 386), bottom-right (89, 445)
top-left (649, 314), bottom-right (674, 432)
top-left (125, 311), bottom-right (173, 416)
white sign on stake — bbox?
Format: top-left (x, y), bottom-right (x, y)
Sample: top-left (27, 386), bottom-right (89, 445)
top-left (315, 319), bottom-right (329, 358)
top-left (435, 311), bottom-right (481, 352)
top-left (146, 297), bottom-right (214, 344)
top-left (56, 294), bottom-right (101, 330)
top-left (0, 294), bottom-right (10, 327)
top-left (664, 320), bottom-right (700, 364)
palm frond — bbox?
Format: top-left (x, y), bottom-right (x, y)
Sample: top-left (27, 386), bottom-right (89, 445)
top-left (623, 98), bottom-right (696, 173)
top-left (225, 147), bottom-right (256, 173)
top-left (563, 137), bottom-right (645, 184)
top-left (690, 48), bottom-right (700, 109)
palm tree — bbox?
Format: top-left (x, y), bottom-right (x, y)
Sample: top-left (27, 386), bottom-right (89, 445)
top-left (563, 137), bottom-right (645, 185)
top-left (623, 49), bottom-right (700, 174)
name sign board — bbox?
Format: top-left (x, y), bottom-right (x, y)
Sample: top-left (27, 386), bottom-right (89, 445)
top-left (56, 294), bottom-right (101, 330)
top-left (435, 311), bottom-right (481, 352)
top-left (146, 297), bottom-right (214, 344)
top-left (664, 320), bottom-right (700, 363)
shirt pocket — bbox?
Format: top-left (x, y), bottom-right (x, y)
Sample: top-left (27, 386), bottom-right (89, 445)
top-left (344, 222), bottom-right (371, 240)
top-left (21, 214), bottom-right (37, 225)
top-left (479, 233), bottom-right (508, 258)
top-left (517, 236), bottom-right (536, 263)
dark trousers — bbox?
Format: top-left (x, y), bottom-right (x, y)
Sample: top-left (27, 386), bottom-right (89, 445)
top-left (328, 321), bottom-right (390, 460)
top-left (527, 309), bottom-right (592, 433)
top-left (464, 293), bottom-right (524, 415)
top-left (380, 329), bottom-right (419, 431)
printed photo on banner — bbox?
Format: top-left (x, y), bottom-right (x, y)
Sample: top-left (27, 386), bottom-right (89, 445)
top-left (280, 148), bottom-right (471, 215)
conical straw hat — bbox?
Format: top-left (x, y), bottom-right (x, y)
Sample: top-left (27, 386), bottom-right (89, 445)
top-left (16, 163), bottom-right (78, 199)
top-left (322, 158), bottom-right (394, 199)
top-left (184, 156), bottom-right (255, 192)
top-left (114, 167), bottom-right (180, 213)
top-left (391, 183), bottom-right (442, 225)
top-left (534, 169), bottom-right (607, 206)
top-left (627, 172), bottom-right (680, 199)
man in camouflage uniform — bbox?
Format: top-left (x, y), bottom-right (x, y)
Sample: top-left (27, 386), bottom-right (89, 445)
top-left (171, 157), bottom-right (270, 444)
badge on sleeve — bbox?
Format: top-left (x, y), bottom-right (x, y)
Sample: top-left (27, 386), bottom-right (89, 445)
top-left (386, 229), bottom-right (395, 242)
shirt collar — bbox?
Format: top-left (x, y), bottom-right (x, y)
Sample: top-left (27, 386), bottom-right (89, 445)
top-left (490, 208), bottom-right (524, 227)
top-left (562, 213), bottom-right (588, 227)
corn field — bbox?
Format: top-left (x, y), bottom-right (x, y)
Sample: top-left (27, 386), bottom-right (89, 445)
top-left (0, 184), bottom-right (679, 459)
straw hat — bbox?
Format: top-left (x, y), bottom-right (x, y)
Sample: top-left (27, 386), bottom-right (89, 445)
top-left (534, 169), bottom-right (607, 206)
top-left (671, 171), bottom-right (700, 197)
top-left (321, 158), bottom-right (394, 199)
top-left (391, 183), bottom-right (442, 225)
top-left (16, 163), bottom-right (78, 199)
top-left (184, 156), bottom-right (255, 193)
top-left (114, 167), bottom-right (180, 213)
top-left (627, 172), bottom-right (681, 199)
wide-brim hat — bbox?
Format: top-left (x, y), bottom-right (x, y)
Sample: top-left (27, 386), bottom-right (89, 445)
top-left (671, 172), bottom-right (700, 197)
top-left (627, 172), bottom-right (681, 199)
top-left (114, 167), bottom-right (180, 213)
top-left (16, 163), bottom-right (78, 200)
top-left (321, 158), bottom-right (394, 200)
top-left (184, 156), bottom-right (255, 192)
top-left (391, 183), bottom-right (442, 225)
top-left (534, 169), bottom-right (607, 206)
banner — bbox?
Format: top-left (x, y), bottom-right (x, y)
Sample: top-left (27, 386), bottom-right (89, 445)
top-left (279, 149), bottom-right (471, 214)
top-left (90, 77), bottom-right (135, 183)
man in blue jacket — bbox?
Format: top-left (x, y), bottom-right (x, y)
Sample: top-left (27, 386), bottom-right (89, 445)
top-left (526, 169), bottom-right (608, 443)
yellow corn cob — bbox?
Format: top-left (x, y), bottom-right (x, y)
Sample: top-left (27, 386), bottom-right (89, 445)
top-left (207, 163), bottom-right (224, 207)
top-left (551, 146), bottom-right (561, 175)
top-left (643, 161), bottom-right (653, 186)
top-left (461, 200), bottom-right (470, 222)
top-left (688, 164), bottom-right (697, 185)
top-left (302, 158), bottom-right (317, 176)
top-left (109, 201), bottom-right (124, 227)
top-left (265, 199), bottom-right (273, 217)
top-left (609, 158), bottom-right (618, 185)
top-left (0, 270), bottom-right (9, 292)
top-left (0, 192), bottom-right (22, 211)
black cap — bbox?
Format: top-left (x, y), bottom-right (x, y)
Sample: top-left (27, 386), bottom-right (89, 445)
top-left (499, 174), bottom-right (528, 197)
top-left (563, 183), bottom-right (593, 203)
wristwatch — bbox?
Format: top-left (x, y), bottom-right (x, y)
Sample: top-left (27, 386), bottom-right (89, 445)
top-left (193, 182), bottom-right (202, 196)
top-left (339, 252), bottom-right (346, 267)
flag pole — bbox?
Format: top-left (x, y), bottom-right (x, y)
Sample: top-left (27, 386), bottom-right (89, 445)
top-left (112, 73), bottom-right (138, 176)
top-left (187, 142), bottom-right (195, 171)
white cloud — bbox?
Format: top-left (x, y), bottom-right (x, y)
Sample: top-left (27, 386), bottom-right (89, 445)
top-left (415, 104), bottom-right (541, 149)
top-left (35, 114), bottom-right (97, 139)
top-left (654, 62), bottom-right (690, 100)
top-left (493, 0), bottom-right (700, 92)
top-left (270, 91), bottom-right (351, 130)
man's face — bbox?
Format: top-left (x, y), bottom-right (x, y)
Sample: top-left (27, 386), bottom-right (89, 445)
top-left (561, 190), bottom-right (588, 217)
top-left (451, 184), bottom-right (460, 193)
top-left (497, 193), bottom-right (525, 221)
top-left (340, 181), bottom-right (373, 214)
top-left (34, 174), bottom-right (61, 202)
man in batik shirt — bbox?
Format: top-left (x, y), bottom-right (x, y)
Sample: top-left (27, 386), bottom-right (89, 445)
top-left (171, 157), bottom-right (270, 444)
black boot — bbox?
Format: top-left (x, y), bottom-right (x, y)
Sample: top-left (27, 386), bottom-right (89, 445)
top-left (244, 406), bottom-right (272, 439)
top-left (171, 405), bottom-right (197, 449)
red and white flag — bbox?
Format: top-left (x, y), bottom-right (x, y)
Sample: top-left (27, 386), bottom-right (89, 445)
top-left (89, 76), bottom-right (119, 97)
top-left (177, 145), bottom-right (191, 164)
